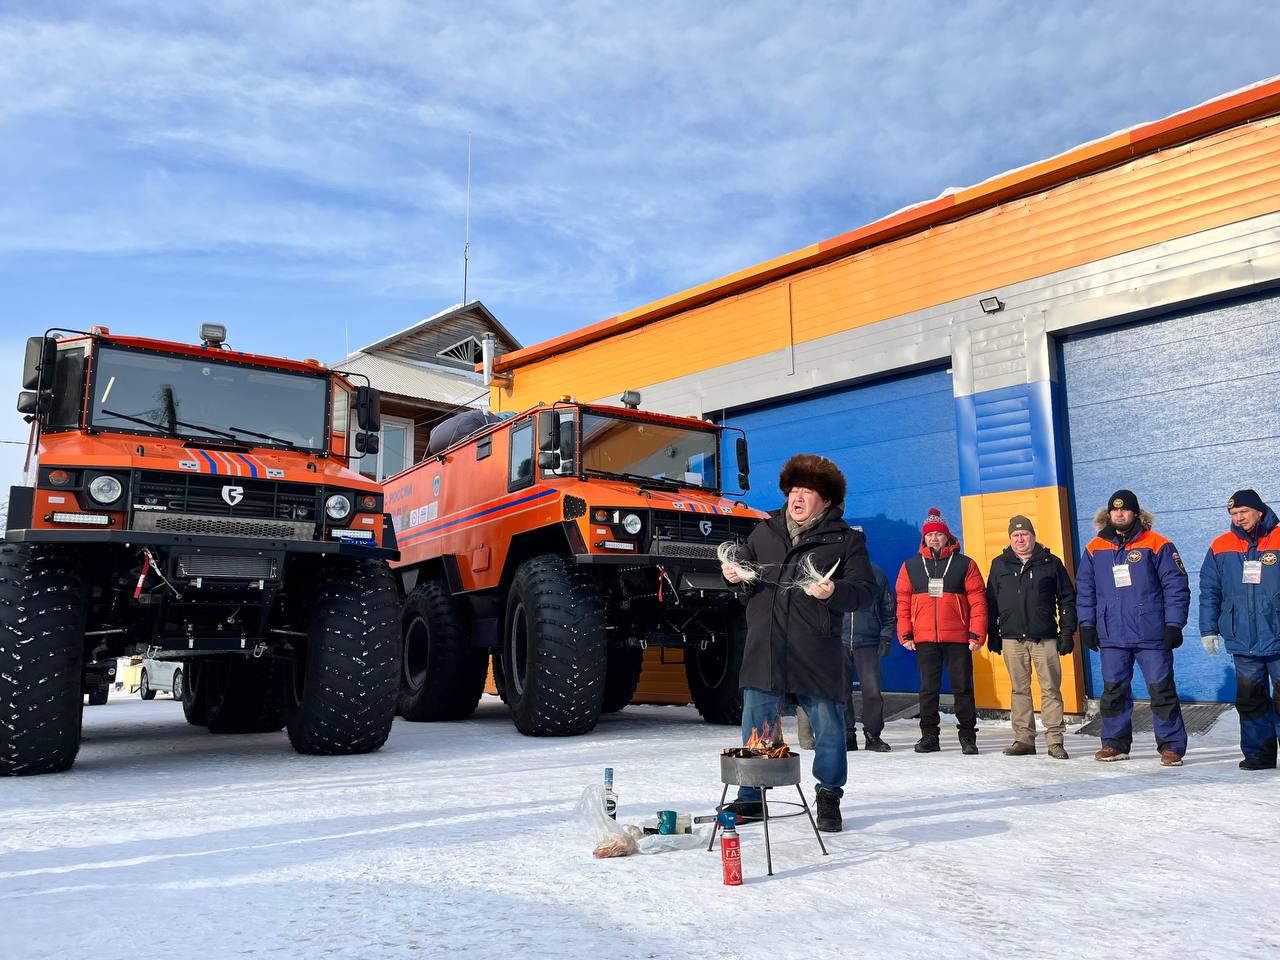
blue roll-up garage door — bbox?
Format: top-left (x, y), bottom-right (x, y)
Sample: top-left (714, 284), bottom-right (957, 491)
top-left (722, 365), bottom-right (961, 694)
top-left (1059, 289), bottom-right (1280, 702)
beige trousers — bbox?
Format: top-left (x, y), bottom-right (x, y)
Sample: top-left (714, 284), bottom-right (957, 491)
top-left (1005, 638), bottom-right (1065, 746)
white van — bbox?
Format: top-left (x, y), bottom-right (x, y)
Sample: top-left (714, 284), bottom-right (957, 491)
top-left (139, 658), bottom-right (185, 701)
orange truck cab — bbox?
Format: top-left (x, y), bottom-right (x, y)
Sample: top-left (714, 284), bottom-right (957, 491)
top-left (385, 395), bottom-right (766, 736)
top-left (2, 325), bottom-right (403, 775)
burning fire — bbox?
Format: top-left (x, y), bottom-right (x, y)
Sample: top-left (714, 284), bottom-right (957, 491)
top-left (722, 718), bottom-right (795, 759)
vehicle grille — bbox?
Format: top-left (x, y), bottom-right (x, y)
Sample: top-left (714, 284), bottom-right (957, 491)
top-left (651, 540), bottom-right (720, 560)
top-left (650, 510), bottom-right (758, 544)
top-left (177, 554), bottom-right (279, 580)
top-left (132, 471), bottom-right (319, 523)
top-left (133, 512), bottom-right (315, 540)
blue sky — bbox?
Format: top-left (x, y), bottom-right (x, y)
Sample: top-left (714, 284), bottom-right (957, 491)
top-left (2, 2), bottom-right (1278, 489)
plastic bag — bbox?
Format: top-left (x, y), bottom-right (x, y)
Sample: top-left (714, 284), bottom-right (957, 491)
top-left (634, 829), bottom-right (712, 854)
top-left (576, 784), bottom-right (637, 858)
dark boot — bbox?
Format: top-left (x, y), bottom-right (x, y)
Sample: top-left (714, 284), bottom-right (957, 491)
top-left (1239, 755), bottom-right (1277, 770)
top-left (1002, 741), bottom-right (1037, 756)
top-left (864, 733), bottom-right (892, 753)
top-left (814, 788), bottom-right (842, 833)
top-left (914, 733), bottom-right (940, 753)
top-left (959, 731), bottom-right (979, 755)
top-left (846, 730), bottom-right (859, 752)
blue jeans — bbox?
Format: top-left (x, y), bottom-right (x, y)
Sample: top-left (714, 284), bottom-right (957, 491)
top-left (1233, 653), bottom-right (1280, 760)
top-left (737, 687), bottom-right (846, 801)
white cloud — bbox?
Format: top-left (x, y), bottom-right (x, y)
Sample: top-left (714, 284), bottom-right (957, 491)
top-left (0, 1), bottom-right (1277, 344)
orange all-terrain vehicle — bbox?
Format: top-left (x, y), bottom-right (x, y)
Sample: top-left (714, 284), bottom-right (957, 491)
top-left (384, 396), bottom-right (766, 736)
top-left (3, 325), bottom-right (402, 775)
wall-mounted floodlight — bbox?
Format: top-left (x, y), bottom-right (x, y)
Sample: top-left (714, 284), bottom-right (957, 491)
top-left (979, 296), bottom-right (1004, 314)
top-left (200, 323), bottom-right (227, 347)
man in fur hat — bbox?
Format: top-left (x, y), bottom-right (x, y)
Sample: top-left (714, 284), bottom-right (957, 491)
top-left (1198, 489), bottom-right (1280, 770)
top-left (720, 453), bottom-right (877, 832)
top-left (1077, 489), bottom-right (1190, 766)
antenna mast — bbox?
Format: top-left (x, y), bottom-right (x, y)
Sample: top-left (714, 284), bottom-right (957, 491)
top-left (463, 132), bottom-right (472, 304)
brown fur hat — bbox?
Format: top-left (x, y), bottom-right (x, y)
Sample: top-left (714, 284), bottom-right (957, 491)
top-left (778, 454), bottom-right (846, 505)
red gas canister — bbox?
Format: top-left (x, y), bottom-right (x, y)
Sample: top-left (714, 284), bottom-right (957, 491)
top-left (719, 812), bottom-right (742, 886)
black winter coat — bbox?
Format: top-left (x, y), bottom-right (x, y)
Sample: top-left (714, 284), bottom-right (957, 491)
top-left (733, 507), bottom-right (877, 700)
top-left (847, 563), bottom-right (896, 648)
top-left (985, 544), bottom-right (1077, 643)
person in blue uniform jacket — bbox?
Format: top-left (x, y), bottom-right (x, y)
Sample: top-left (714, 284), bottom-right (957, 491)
top-left (1077, 489), bottom-right (1190, 766)
top-left (1198, 489), bottom-right (1280, 770)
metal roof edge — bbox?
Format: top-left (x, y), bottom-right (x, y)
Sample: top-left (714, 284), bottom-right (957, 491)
top-left (495, 74), bottom-right (1280, 374)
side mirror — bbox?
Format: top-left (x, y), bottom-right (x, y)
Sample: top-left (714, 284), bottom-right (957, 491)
top-left (537, 412), bottom-right (558, 452)
top-left (537, 451), bottom-right (559, 469)
top-left (558, 419), bottom-right (575, 463)
top-left (355, 386), bottom-right (381, 433)
top-left (23, 337), bottom-right (56, 391)
top-left (17, 391), bottom-right (43, 415)
top-left (736, 437), bottom-right (750, 492)
top-left (355, 432), bottom-right (380, 454)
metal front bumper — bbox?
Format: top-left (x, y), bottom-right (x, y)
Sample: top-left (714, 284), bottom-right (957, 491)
top-left (5, 528), bottom-right (399, 561)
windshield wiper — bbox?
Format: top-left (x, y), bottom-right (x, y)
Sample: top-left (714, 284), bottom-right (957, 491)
top-left (100, 408), bottom-right (243, 445)
top-left (101, 408), bottom-right (178, 436)
top-left (228, 425), bottom-right (299, 449)
top-left (585, 469), bottom-right (687, 492)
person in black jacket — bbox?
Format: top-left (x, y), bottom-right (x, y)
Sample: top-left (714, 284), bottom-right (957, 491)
top-left (721, 454), bottom-right (877, 833)
top-left (986, 515), bottom-right (1077, 759)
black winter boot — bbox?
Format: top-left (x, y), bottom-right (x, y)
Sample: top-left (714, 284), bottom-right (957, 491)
top-left (846, 730), bottom-right (859, 751)
top-left (864, 733), bottom-right (892, 752)
top-left (814, 788), bottom-right (842, 832)
top-left (959, 731), bottom-right (979, 755)
top-left (914, 733), bottom-right (940, 753)
top-left (1239, 755), bottom-right (1277, 770)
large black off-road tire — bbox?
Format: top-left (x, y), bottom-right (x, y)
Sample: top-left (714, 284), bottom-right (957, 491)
top-left (139, 669), bottom-right (157, 701)
top-left (502, 555), bottom-right (607, 736)
top-left (685, 608), bottom-right (747, 725)
top-left (0, 543), bottom-right (87, 776)
top-left (182, 662), bottom-right (209, 727)
top-left (601, 647), bottom-right (645, 714)
top-left (205, 658), bottom-right (288, 735)
top-left (398, 579), bottom-right (488, 721)
top-left (285, 559), bottom-right (400, 756)
top-left (87, 685), bottom-right (110, 706)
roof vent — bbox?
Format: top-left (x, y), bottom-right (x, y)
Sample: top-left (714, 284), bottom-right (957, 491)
top-left (438, 335), bottom-right (484, 366)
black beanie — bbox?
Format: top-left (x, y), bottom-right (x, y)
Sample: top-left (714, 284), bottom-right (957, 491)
top-left (1107, 489), bottom-right (1139, 513)
top-left (1227, 489), bottom-right (1266, 513)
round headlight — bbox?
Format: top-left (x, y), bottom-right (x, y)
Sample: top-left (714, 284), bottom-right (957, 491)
top-left (622, 513), bottom-right (642, 535)
top-left (325, 494), bottom-right (353, 521)
top-left (88, 475), bottom-right (123, 505)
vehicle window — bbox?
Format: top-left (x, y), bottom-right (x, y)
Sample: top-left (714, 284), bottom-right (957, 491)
top-left (509, 420), bottom-right (534, 489)
top-left (580, 412), bottom-right (717, 489)
top-left (46, 346), bottom-right (87, 430)
top-left (88, 346), bottom-right (328, 451)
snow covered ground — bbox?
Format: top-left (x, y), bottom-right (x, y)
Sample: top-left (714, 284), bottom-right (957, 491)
top-left (2, 695), bottom-right (1277, 960)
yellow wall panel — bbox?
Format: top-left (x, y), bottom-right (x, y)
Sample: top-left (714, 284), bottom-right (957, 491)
top-left (498, 117), bottom-right (1280, 411)
top-left (961, 486), bottom-right (1085, 714)
top-left (631, 647), bottom-right (692, 705)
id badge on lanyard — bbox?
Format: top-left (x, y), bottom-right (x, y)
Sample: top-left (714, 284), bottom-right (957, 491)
top-left (1112, 564), bottom-right (1132, 588)
top-left (1243, 560), bottom-right (1263, 585)
top-left (926, 554), bottom-right (953, 598)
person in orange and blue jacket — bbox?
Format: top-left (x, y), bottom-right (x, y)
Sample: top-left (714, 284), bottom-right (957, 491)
top-left (1077, 489), bottom-right (1190, 766)
top-left (1198, 489), bottom-right (1280, 771)
top-left (896, 507), bottom-right (987, 756)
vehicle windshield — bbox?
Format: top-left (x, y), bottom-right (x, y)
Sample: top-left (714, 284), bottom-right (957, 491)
top-left (580, 411), bottom-right (718, 490)
top-left (89, 345), bottom-right (328, 451)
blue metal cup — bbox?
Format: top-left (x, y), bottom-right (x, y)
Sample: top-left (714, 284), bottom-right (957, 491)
top-left (657, 810), bottom-right (677, 834)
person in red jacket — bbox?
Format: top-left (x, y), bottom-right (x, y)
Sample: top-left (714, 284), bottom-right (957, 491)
top-left (897, 507), bottom-right (988, 754)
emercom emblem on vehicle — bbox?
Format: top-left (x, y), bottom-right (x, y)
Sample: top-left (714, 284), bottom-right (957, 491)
top-left (699, 519), bottom-right (712, 536)
top-left (221, 484), bottom-right (245, 506)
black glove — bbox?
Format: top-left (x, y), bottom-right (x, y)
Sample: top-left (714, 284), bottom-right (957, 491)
top-left (1164, 625), bottom-right (1183, 650)
top-left (987, 636), bottom-right (1002, 655)
top-left (878, 638), bottom-right (891, 658)
top-left (1056, 633), bottom-right (1075, 656)
top-left (1080, 625), bottom-right (1099, 651)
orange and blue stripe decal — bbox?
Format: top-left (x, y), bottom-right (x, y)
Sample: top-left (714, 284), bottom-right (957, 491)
top-left (191, 450), bottom-right (268, 477)
top-left (195, 449), bottom-right (220, 474)
top-left (399, 487), bottom-right (557, 546)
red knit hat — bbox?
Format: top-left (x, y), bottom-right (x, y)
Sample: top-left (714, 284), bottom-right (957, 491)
top-left (922, 507), bottom-right (952, 538)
